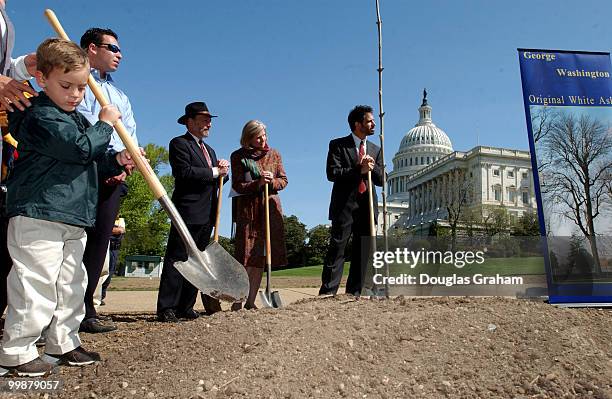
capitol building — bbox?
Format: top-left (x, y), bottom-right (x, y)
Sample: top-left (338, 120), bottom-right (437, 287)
top-left (379, 91), bottom-right (537, 235)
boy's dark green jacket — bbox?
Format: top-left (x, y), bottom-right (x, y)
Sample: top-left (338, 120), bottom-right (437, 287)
top-left (6, 92), bottom-right (123, 227)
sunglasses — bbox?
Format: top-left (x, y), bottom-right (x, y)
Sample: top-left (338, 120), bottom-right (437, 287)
top-left (95, 43), bottom-right (121, 53)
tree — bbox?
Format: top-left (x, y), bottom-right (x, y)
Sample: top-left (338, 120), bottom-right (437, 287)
top-left (481, 205), bottom-right (510, 238)
top-left (460, 207), bottom-right (479, 238)
top-left (531, 107), bottom-right (560, 144)
top-left (539, 113), bottom-right (612, 273)
top-left (217, 235), bottom-right (234, 255)
top-left (531, 107), bottom-right (561, 173)
top-left (604, 168), bottom-right (612, 206)
top-left (512, 211), bottom-right (540, 236)
top-left (305, 224), bottom-right (330, 265)
top-left (566, 232), bottom-right (595, 278)
top-left (283, 215), bottom-right (307, 267)
top-left (445, 168), bottom-right (472, 250)
top-left (119, 143), bottom-right (173, 264)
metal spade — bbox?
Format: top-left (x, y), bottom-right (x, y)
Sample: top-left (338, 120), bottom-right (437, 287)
top-left (44, 9), bottom-right (249, 303)
top-left (259, 184), bottom-right (283, 308)
top-left (196, 176), bottom-right (249, 301)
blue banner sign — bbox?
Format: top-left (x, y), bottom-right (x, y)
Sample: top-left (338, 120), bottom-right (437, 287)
top-left (518, 48), bottom-right (612, 305)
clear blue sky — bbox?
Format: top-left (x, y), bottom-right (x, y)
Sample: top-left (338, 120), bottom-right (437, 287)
top-left (7, 1), bottom-right (612, 236)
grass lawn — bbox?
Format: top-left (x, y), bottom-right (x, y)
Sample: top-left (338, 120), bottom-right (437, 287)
top-left (272, 263), bottom-right (349, 277)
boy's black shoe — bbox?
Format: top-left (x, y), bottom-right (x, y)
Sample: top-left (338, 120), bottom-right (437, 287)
top-left (60, 347), bottom-right (100, 366)
top-left (3, 357), bottom-right (56, 377)
top-left (157, 309), bottom-right (179, 323)
top-left (79, 318), bottom-right (117, 334)
top-left (44, 346), bottom-right (101, 366)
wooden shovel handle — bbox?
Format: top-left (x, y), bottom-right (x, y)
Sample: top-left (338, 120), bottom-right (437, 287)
top-left (264, 184), bottom-right (271, 266)
top-left (44, 9), bottom-right (166, 200)
top-left (367, 171), bottom-right (375, 237)
top-left (213, 176), bottom-right (223, 242)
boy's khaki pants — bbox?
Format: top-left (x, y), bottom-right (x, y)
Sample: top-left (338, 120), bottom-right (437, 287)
top-left (0, 216), bottom-right (87, 367)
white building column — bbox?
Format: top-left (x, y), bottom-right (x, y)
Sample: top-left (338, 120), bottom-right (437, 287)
top-left (411, 185), bottom-right (416, 217)
top-left (419, 184), bottom-right (423, 215)
top-left (500, 165), bottom-right (505, 205)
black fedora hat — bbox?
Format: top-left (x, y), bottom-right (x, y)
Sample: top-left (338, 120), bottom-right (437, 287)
top-left (177, 102), bottom-right (218, 125)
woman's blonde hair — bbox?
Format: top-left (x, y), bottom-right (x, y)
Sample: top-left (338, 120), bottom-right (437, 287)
top-left (240, 120), bottom-right (266, 148)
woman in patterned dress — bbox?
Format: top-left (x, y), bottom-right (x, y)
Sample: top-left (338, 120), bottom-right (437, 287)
top-left (230, 120), bottom-right (288, 309)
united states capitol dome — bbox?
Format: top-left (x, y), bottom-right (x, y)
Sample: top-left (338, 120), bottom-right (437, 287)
top-left (391, 90), bottom-right (453, 177)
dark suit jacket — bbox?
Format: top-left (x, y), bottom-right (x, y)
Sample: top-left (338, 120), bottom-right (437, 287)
top-left (169, 132), bottom-right (226, 225)
top-left (326, 134), bottom-right (383, 222)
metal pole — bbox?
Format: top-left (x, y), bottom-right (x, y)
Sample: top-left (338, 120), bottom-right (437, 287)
top-left (375, 0), bottom-right (390, 298)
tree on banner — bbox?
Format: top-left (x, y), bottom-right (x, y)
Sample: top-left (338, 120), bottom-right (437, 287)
top-left (538, 113), bottom-right (612, 274)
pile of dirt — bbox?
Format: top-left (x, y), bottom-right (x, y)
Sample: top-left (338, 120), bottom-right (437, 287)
top-left (5, 296), bottom-right (612, 398)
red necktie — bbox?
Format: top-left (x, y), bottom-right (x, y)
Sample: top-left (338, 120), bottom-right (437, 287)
top-left (358, 140), bottom-right (366, 194)
top-left (199, 140), bottom-right (212, 168)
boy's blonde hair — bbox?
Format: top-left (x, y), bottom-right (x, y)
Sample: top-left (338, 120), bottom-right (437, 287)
top-left (36, 38), bottom-right (89, 76)
top-left (240, 120), bottom-right (266, 148)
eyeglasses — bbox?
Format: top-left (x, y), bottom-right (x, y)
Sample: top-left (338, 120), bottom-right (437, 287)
top-left (95, 43), bottom-right (121, 53)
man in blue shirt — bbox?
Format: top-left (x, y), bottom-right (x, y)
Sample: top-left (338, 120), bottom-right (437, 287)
top-left (77, 28), bottom-right (138, 334)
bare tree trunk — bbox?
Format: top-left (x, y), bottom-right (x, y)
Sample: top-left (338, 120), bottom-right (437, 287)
top-left (583, 189), bottom-right (602, 274)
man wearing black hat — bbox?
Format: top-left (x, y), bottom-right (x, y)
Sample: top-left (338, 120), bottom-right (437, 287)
top-left (156, 102), bottom-right (229, 322)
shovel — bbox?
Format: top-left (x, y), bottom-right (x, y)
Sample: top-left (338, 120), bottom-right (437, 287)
top-left (44, 10), bottom-right (249, 303)
top-left (259, 183), bottom-right (282, 308)
top-left (201, 176), bottom-right (248, 297)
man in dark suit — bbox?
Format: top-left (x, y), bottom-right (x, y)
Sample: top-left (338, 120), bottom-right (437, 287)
top-left (319, 105), bottom-right (383, 297)
top-left (156, 102), bottom-right (229, 322)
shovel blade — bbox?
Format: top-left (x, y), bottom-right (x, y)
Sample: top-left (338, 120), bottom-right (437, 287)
top-left (258, 290), bottom-right (274, 308)
top-left (258, 290), bottom-right (283, 308)
top-left (175, 241), bottom-right (249, 303)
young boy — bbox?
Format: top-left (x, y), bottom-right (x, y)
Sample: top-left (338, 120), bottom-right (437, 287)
top-left (0, 38), bottom-right (134, 377)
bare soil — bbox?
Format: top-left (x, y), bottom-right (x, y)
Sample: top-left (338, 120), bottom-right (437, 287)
top-left (3, 296), bottom-right (611, 398)
top-left (108, 276), bottom-right (330, 291)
